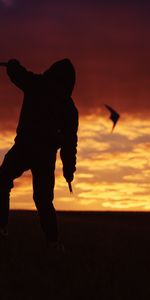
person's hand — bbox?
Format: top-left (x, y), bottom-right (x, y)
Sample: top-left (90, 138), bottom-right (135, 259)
top-left (8, 59), bottom-right (20, 66)
top-left (64, 172), bottom-right (74, 183)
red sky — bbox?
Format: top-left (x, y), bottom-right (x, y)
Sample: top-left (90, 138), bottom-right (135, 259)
top-left (0, 0), bottom-right (150, 120)
top-left (0, 0), bottom-right (150, 210)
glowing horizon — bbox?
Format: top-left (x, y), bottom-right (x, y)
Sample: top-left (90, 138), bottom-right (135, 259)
top-left (0, 113), bottom-right (149, 212)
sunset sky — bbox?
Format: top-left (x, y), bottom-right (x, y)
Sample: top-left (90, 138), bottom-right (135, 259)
top-left (0, 0), bottom-right (150, 211)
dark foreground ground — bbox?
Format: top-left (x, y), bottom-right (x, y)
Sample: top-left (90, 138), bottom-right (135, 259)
top-left (1, 210), bottom-right (150, 300)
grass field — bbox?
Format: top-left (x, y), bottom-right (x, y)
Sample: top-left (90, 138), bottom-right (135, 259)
top-left (0, 210), bottom-right (150, 300)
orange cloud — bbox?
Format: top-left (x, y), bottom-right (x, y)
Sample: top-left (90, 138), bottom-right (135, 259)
top-left (0, 113), bottom-right (149, 211)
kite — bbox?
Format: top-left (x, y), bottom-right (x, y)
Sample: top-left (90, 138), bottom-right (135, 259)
top-left (104, 104), bottom-right (120, 132)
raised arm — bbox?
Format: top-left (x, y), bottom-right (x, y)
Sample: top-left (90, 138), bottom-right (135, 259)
top-left (6, 59), bottom-right (35, 91)
top-left (0, 62), bottom-right (7, 67)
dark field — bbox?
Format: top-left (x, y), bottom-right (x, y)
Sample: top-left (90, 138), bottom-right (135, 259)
top-left (1, 210), bottom-right (150, 300)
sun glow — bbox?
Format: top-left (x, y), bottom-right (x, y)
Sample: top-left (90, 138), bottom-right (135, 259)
top-left (0, 113), bottom-right (150, 211)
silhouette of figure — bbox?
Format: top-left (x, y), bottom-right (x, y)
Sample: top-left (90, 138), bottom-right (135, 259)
top-left (0, 59), bottom-right (78, 244)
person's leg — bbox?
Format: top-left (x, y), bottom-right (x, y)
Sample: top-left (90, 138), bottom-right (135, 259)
top-left (0, 144), bottom-right (29, 229)
top-left (31, 149), bottom-right (58, 242)
top-left (0, 177), bottom-right (12, 228)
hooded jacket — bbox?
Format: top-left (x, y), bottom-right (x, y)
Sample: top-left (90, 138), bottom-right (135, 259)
top-left (7, 59), bottom-right (78, 181)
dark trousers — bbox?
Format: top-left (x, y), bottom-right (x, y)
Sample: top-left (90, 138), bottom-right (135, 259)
top-left (0, 142), bottom-right (58, 242)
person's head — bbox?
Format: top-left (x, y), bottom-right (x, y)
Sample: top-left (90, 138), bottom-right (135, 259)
top-left (43, 58), bottom-right (76, 97)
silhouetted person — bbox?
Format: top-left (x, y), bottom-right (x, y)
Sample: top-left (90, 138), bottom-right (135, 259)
top-left (0, 59), bottom-right (78, 247)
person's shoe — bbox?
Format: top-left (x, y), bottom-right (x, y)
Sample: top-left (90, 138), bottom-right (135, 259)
top-left (0, 227), bottom-right (8, 239)
top-left (47, 240), bottom-right (65, 254)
